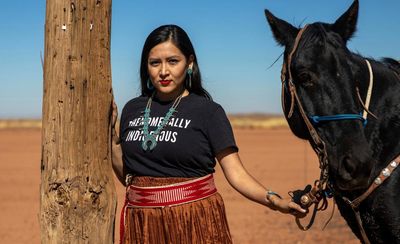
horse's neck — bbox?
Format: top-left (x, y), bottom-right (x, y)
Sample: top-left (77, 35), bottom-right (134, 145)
top-left (357, 58), bottom-right (400, 169)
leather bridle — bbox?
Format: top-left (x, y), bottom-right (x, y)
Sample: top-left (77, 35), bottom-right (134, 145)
top-left (281, 24), bottom-right (331, 232)
top-left (281, 25), bottom-right (400, 244)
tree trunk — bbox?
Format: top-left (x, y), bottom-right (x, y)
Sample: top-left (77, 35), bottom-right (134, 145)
top-left (40, 0), bottom-right (116, 243)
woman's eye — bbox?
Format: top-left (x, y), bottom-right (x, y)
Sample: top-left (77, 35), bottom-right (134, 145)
top-left (149, 60), bottom-right (160, 66)
top-left (168, 59), bottom-right (179, 64)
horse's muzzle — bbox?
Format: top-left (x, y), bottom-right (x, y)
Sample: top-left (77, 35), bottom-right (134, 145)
top-left (333, 154), bottom-right (372, 191)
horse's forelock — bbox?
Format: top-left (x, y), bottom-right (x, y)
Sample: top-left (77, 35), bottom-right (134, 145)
top-left (297, 23), bottom-right (347, 53)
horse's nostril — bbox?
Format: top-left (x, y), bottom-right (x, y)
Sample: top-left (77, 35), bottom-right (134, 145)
top-left (340, 156), bottom-right (356, 180)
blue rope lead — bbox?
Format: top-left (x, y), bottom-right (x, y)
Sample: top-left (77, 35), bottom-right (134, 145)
top-left (309, 113), bottom-right (367, 127)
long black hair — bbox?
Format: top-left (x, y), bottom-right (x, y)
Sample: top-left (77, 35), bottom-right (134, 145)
top-left (139, 24), bottom-right (211, 99)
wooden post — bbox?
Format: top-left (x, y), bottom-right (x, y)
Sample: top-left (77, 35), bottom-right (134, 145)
top-left (40, 0), bottom-right (116, 243)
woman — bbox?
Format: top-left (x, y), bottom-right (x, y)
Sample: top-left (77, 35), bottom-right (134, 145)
top-left (112, 24), bottom-right (306, 244)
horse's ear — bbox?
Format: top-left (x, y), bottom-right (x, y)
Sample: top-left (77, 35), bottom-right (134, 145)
top-left (332, 0), bottom-right (359, 42)
top-left (264, 9), bottom-right (298, 47)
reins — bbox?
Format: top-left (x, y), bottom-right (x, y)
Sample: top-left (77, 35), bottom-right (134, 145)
top-left (281, 24), bottom-right (331, 231)
top-left (280, 25), bottom-right (400, 244)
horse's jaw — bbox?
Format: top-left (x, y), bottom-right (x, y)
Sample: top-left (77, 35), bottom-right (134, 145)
top-left (285, 115), bottom-right (312, 141)
top-left (331, 177), bottom-right (369, 193)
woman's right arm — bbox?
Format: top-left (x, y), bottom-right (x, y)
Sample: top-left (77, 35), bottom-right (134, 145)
top-left (112, 141), bottom-right (125, 185)
top-left (111, 99), bottom-right (125, 185)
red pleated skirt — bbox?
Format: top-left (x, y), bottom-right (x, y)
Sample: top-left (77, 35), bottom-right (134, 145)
top-left (121, 176), bottom-right (232, 244)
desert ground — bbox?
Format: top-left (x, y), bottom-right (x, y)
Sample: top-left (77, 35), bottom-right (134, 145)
top-left (0, 123), bottom-right (359, 243)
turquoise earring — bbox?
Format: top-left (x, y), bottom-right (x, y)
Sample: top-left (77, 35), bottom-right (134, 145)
top-left (186, 68), bottom-right (193, 89)
top-left (147, 78), bottom-right (154, 90)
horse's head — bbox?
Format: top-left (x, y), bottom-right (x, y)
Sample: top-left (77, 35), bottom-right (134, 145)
top-left (265, 0), bottom-right (375, 193)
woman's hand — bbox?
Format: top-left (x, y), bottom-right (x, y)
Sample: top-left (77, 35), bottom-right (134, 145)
top-left (267, 194), bottom-right (308, 218)
top-left (111, 98), bottom-right (120, 145)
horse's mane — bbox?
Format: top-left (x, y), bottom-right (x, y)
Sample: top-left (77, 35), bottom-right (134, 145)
top-left (351, 54), bottom-right (400, 71)
top-left (382, 58), bottom-right (400, 75)
top-left (298, 22), bottom-right (400, 77)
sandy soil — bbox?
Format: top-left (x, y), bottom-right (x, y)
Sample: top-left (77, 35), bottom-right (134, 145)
top-left (0, 128), bottom-right (359, 244)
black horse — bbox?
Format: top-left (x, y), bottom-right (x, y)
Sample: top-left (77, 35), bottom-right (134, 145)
top-left (265, 0), bottom-right (400, 243)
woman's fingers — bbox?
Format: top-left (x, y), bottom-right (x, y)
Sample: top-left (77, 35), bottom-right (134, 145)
top-left (111, 99), bottom-right (118, 126)
top-left (288, 201), bottom-right (308, 218)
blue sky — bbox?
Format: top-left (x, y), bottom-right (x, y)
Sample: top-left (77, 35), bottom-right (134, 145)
top-left (1, 0), bottom-right (399, 118)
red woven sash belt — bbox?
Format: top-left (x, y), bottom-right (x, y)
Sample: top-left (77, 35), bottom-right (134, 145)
top-left (119, 174), bottom-right (217, 243)
top-left (125, 174), bottom-right (217, 208)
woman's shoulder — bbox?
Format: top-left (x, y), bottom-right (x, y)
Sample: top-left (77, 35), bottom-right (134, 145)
top-left (187, 93), bottom-right (225, 114)
top-left (121, 96), bottom-right (147, 114)
top-left (188, 93), bottom-right (221, 108)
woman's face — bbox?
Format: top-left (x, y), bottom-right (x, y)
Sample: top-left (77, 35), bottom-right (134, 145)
top-left (147, 40), bottom-right (193, 100)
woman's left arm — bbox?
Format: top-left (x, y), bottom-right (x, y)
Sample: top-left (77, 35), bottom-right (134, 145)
top-left (216, 148), bottom-right (306, 216)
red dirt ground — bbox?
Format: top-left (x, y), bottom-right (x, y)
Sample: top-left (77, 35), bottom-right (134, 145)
top-left (0, 128), bottom-right (359, 243)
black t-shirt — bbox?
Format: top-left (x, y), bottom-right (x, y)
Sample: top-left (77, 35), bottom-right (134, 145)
top-left (119, 93), bottom-right (238, 177)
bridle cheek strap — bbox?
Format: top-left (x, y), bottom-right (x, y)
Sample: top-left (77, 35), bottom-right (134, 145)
top-left (281, 25), bottom-right (309, 118)
top-left (281, 25), bottom-right (327, 157)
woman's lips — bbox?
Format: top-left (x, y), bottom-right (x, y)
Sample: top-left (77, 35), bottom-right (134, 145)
top-left (159, 80), bottom-right (172, 86)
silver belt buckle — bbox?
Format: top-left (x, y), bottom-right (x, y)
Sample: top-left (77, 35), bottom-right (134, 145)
top-left (125, 174), bottom-right (133, 186)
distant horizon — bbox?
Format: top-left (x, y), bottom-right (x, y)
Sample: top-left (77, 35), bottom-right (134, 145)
top-left (0, 112), bottom-right (286, 120)
top-left (0, 114), bottom-right (289, 130)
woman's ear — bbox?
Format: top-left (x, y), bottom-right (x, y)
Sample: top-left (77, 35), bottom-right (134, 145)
top-left (188, 55), bottom-right (194, 69)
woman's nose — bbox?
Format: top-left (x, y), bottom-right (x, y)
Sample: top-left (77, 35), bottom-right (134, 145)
top-left (160, 63), bottom-right (169, 77)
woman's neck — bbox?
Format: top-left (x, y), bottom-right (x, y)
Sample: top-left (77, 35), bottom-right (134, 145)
top-left (155, 89), bottom-right (189, 102)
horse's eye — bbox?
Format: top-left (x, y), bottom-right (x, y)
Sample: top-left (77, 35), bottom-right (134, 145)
top-left (297, 72), bottom-right (315, 87)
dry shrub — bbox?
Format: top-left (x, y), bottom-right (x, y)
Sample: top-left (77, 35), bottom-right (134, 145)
top-left (228, 115), bottom-right (288, 129)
